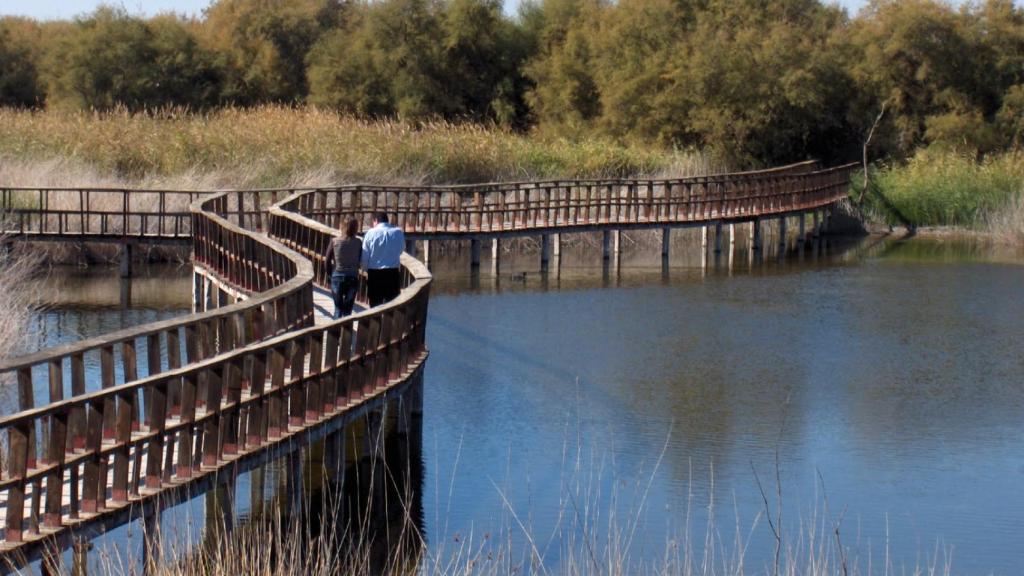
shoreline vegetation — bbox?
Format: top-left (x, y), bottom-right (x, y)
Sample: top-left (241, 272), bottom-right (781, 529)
top-left (1, 107), bottom-right (1022, 244)
top-left (0, 107), bottom-right (721, 187)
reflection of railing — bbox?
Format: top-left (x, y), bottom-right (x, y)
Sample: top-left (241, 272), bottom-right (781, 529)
top-left (0, 159), bottom-right (854, 561)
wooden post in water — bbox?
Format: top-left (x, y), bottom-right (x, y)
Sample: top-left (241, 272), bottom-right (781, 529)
top-left (778, 216), bottom-right (788, 253)
top-left (491, 238), bottom-right (501, 274)
top-left (470, 238), bottom-right (481, 269)
top-left (119, 242), bottom-right (133, 278)
top-left (422, 239), bottom-right (432, 267)
top-left (799, 213), bottom-right (806, 244)
top-left (661, 228), bottom-right (670, 259)
top-left (812, 211), bottom-right (820, 239)
top-left (612, 230), bottom-right (622, 257)
top-left (602, 231), bottom-right (611, 261)
top-left (701, 226), bottom-right (708, 253)
top-left (192, 272), bottom-right (203, 312)
top-left (540, 234), bottom-right (550, 271)
top-left (751, 218), bottom-right (762, 251)
top-left (714, 221), bottom-right (723, 254)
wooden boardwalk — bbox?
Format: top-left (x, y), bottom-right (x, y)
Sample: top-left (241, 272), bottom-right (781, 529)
top-left (0, 160), bottom-right (855, 566)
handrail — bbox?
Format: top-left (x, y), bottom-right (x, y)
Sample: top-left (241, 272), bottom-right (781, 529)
top-left (0, 187), bottom-right (430, 552)
top-left (0, 159), bottom-right (853, 556)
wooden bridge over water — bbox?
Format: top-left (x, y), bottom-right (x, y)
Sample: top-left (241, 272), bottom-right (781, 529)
top-left (0, 160), bottom-right (855, 570)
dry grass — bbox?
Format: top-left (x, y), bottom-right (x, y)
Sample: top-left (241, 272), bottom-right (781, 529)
top-left (0, 241), bottom-right (40, 361)
top-left (50, 434), bottom-right (954, 576)
top-left (983, 189), bottom-right (1024, 243)
top-left (0, 107), bottom-right (718, 188)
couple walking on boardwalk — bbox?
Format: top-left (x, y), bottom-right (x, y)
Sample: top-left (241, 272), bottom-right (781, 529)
top-left (323, 211), bottom-right (405, 319)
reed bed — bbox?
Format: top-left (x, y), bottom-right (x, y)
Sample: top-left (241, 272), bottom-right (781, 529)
top-left (48, 433), bottom-right (953, 576)
top-left (860, 150), bottom-right (1024, 234)
top-left (0, 107), bottom-right (717, 188)
top-left (0, 241), bottom-right (40, 362)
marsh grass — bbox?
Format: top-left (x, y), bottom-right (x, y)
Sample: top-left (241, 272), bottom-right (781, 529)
top-left (856, 150), bottom-right (1024, 234)
top-left (0, 107), bottom-right (717, 187)
top-left (41, 427), bottom-right (955, 576)
top-left (0, 239), bottom-right (40, 361)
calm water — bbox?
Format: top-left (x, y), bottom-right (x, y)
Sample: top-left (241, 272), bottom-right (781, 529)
top-left (22, 234), bottom-right (1024, 574)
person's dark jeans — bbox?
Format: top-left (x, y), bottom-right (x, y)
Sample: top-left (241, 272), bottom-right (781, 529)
top-left (330, 272), bottom-right (359, 318)
top-left (366, 268), bottom-right (401, 307)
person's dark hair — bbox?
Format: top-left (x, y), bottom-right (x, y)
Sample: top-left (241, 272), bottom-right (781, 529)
top-left (373, 211), bottom-right (389, 224)
top-left (344, 217), bottom-right (359, 238)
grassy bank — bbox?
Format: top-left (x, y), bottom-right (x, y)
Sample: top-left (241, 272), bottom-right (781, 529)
top-left (0, 107), bottom-right (717, 188)
top-left (858, 150), bottom-right (1024, 241)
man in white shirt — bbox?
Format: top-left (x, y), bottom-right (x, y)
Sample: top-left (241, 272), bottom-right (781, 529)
top-left (361, 211), bottom-right (405, 306)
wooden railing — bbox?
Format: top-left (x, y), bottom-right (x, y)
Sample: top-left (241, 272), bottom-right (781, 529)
top-left (0, 194), bottom-right (315, 469)
top-left (0, 188), bottom-right (203, 241)
top-left (287, 161), bottom-right (854, 238)
top-left (0, 159), bottom-right (854, 558)
top-left (0, 188), bottom-right (430, 554)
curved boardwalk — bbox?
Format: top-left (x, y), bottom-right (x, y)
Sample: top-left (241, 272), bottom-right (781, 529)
top-left (0, 160), bottom-right (854, 568)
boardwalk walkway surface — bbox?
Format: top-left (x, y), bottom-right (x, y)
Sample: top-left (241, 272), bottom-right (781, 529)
top-left (0, 160), bottom-right (855, 567)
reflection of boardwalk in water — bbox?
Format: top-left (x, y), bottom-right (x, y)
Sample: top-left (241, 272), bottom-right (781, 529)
top-left (0, 160), bottom-right (854, 571)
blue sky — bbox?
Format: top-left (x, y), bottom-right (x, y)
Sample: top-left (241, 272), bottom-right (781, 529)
top-left (3, 0), bottom-right (880, 20)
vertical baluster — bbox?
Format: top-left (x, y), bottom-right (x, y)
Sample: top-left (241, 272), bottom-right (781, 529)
top-left (176, 371), bottom-right (197, 479)
top-left (6, 418), bottom-right (32, 542)
top-left (288, 337), bottom-right (306, 426)
top-left (146, 379), bottom-right (168, 489)
top-left (44, 361), bottom-right (67, 528)
top-left (267, 346), bottom-right (286, 438)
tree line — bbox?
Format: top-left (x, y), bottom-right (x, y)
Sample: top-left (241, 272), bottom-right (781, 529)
top-left (1, 0), bottom-right (1022, 165)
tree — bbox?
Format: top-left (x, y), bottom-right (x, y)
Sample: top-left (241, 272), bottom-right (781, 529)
top-left (201, 0), bottom-right (346, 105)
top-left (848, 0), bottom-right (1001, 155)
top-left (0, 23), bottom-right (43, 107)
top-left (44, 7), bottom-right (221, 111)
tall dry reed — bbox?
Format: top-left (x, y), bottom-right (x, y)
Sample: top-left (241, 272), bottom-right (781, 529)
top-left (0, 107), bottom-right (717, 187)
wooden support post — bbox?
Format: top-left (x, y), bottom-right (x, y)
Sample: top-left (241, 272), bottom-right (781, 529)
top-left (422, 240), bottom-right (431, 267)
top-left (824, 207), bottom-right (833, 234)
top-left (612, 230), bottom-right (621, 255)
top-left (661, 228), bottom-right (670, 258)
top-left (192, 272), bottom-right (203, 312)
top-left (778, 216), bottom-right (788, 252)
top-left (751, 218), bottom-right (762, 251)
top-left (119, 242), bottom-right (133, 278)
top-left (729, 223), bottom-right (736, 246)
top-left (551, 233), bottom-right (561, 258)
top-left (491, 238), bottom-right (501, 274)
top-left (701, 226), bottom-right (708, 252)
top-left (812, 211), bottom-right (820, 239)
top-left (540, 234), bottom-right (550, 270)
top-left (470, 238), bottom-right (481, 269)
top-left (714, 221), bottom-right (723, 254)
top-left (602, 231), bottom-right (611, 261)
top-left (799, 213), bottom-right (806, 244)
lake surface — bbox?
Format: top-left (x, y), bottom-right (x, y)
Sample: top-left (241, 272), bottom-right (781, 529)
top-left (20, 234), bottom-right (1024, 574)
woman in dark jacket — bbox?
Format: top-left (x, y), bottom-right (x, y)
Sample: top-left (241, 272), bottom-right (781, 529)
top-left (324, 217), bottom-right (362, 318)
